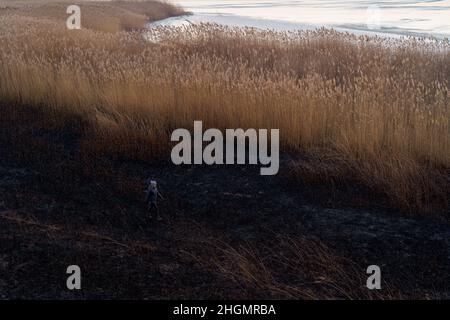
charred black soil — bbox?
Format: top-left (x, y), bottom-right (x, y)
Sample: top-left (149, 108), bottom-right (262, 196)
top-left (1, 104), bottom-right (450, 299)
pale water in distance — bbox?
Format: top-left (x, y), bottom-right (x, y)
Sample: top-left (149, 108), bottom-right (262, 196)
top-left (154, 0), bottom-right (450, 38)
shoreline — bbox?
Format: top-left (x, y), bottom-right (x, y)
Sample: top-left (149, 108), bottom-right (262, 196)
top-left (151, 1), bottom-right (450, 40)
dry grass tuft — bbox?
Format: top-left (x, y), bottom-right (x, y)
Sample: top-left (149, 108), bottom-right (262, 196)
top-left (188, 234), bottom-right (400, 299)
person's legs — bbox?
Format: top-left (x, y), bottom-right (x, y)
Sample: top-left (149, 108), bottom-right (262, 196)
top-left (154, 203), bottom-right (162, 221)
top-left (148, 202), bottom-right (159, 220)
top-left (147, 202), bottom-right (154, 219)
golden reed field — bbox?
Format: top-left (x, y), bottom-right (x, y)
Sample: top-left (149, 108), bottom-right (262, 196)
top-left (0, 0), bottom-right (449, 214)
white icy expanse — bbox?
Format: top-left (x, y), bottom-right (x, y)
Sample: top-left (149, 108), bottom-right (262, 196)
top-left (151, 0), bottom-right (450, 38)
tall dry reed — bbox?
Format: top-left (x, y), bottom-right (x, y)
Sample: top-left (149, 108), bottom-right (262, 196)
top-left (0, 3), bottom-right (449, 213)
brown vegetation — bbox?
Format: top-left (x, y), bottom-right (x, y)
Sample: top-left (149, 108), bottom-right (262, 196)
top-left (0, 1), bottom-right (449, 216)
top-left (186, 234), bottom-right (402, 299)
top-left (0, 0), bottom-right (184, 32)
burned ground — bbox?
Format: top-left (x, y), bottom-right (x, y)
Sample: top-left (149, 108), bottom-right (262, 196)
top-left (0, 104), bottom-right (449, 299)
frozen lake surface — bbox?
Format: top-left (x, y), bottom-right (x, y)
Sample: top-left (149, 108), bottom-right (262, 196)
top-left (152, 0), bottom-right (450, 38)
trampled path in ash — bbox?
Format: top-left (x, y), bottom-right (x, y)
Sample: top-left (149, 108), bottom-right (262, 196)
top-left (1, 158), bottom-right (450, 298)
